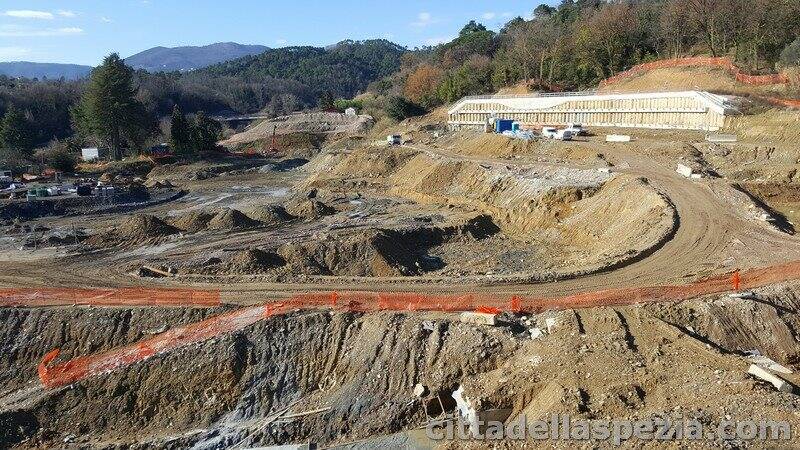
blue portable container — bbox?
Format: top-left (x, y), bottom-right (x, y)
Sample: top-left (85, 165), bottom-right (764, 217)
top-left (495, 119), bottom-right (514, 133)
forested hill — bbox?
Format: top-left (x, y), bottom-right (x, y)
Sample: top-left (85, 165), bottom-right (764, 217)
top-left (198, 39), bottom-right (406, 99)
top-left (0, 62), bottom-right (92, 80)
top-left (125, 43), bottom-right (269, 73)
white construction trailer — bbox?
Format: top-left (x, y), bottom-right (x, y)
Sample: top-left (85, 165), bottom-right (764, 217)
top-left (448, 90), bottom-right (733, 132)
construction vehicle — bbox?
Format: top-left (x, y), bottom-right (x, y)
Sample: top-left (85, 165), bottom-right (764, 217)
top-left (541, 127), bottom-right (574, 141)
top-left (267, 125), bottom-right (279, 154)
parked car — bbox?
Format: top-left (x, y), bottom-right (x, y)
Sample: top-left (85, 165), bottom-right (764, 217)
top-left (555, 129), bottom-right (575, 141)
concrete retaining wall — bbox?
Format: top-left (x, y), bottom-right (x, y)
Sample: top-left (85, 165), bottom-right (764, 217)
top-left (448, 91), bottom-right (731, 132)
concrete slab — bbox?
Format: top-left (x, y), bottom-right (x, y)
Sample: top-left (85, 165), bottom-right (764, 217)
top-left (676, 164), bottom-right (693, 178)
top-left (747, 364), bottom-right (794, 393)
top-left (606, 134), bottom-right (632, 142)
top-left (459, 312), bottom-right (498, 326)
top-left (746, 351), bottom-right (793, 375)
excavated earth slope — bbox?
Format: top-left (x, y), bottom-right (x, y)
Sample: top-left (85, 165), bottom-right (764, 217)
top-left (304, 147), bottom-right (677, 280)
top-left (221, 112), bottom-right (375, 148)
top-left (1, 282), bottom-right (799, 448)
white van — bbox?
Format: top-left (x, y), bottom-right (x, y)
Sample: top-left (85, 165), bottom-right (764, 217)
top-left (386, 134), bottom-right (402, 146)
top-left (564, 123), bottom-right (585, 136)
top-left (541, 128), bottom-right (573, 141)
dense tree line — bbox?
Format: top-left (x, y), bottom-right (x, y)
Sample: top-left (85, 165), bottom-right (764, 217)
top-left (397, 0), bottom-right (800, 113)
top-left (0, 40), bottom-right (404, 159)
top-left (3, 4), bottom-right (800, 160)
top-left (201, 40), bottom-right (405, 100)
top-left (169, 106), bottom-right (223, 155)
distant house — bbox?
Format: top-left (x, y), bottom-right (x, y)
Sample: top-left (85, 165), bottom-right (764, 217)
top-left (345, 107), bottom-right (357, 116)
top-left (81, 148), bottom-right (108, 162)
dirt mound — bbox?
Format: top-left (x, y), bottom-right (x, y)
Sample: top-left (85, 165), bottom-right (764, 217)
top-left (87, 214), bottom-right (180, 247)
top-left (170, 209), bottom-right (263, 233)
top-left (222, 112), bottom-right (375, 148)
top-left (118, 215), bottom-right (179, 238)
top-left (242, 205), bottom-right (294, 226)
top-left (206, 209), bottom-right (261, 231)
top-left (169, 211), bottom-right (216, 233)
top-left (279, 230), bottom-right (422, 277)
top-left (285, 199), bottom-right (336, 220)
top-left (308, 147), bottom-right (675, 277)
top-left (278, 217), bottom-right (497, 278)
top-left (226, 249), bottom-right (286, 274)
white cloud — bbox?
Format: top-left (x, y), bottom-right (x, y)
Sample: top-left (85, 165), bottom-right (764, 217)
top-left (275, 38), bottom-right (288, 45)
top-left (0, 25), bottom-right (84, 37)
top-left (481, 12), bottom-right (496, 21)
top-left (424, 36), bottom-right (453, 46)
top-left (100, 16), bottom-right (113, 23)
top-left (54, 27), bottom-right (83, 35)
top-left (57, 10), bottom-right (77, 18)
top-left (4, 10), bottom-right (54, 20)
top-left (411, 12), bottom-right (436, 28)
top-left (0, 46), bottom-right (30, 59)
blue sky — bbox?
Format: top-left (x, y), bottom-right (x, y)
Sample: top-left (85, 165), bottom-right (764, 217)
top-left (0, 0), bottom-right (557, 65)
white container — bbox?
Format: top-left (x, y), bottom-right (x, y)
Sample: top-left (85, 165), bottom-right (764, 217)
top-left (606, 134), bottom-right (632, 142)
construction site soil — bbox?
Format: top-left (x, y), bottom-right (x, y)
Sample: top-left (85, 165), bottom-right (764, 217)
top-left (2, 100), bottom-right (800, 447)
top-left (1, 285), bottom-right (799, 448)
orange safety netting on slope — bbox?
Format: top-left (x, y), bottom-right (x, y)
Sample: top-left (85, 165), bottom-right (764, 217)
top-left (0, 287), bottom-right (221, 308)
top-left (34, 260), bottom-right (800, 390)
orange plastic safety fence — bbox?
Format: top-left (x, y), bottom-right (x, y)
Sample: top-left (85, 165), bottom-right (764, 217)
top-left (33, 259), bottom-right (800, 390)
top-left (38, 304), bottom-right (277, 388)
top-left (760, 96), bottom-right (800, 109)
top-left (0, 287), bottom-right (221, 308)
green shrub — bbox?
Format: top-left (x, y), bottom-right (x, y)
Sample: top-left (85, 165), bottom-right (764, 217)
top-left (384, 96), bottom-right (425, 121)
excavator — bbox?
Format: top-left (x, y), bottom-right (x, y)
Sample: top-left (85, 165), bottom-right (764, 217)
top-left (265, 125), bottom-right (279, 155)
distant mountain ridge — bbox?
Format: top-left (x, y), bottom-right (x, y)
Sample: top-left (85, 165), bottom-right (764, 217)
top-left (125, 42), bottom-right (269, 72)
top-left (0, 62), bottom-right (92, 80)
